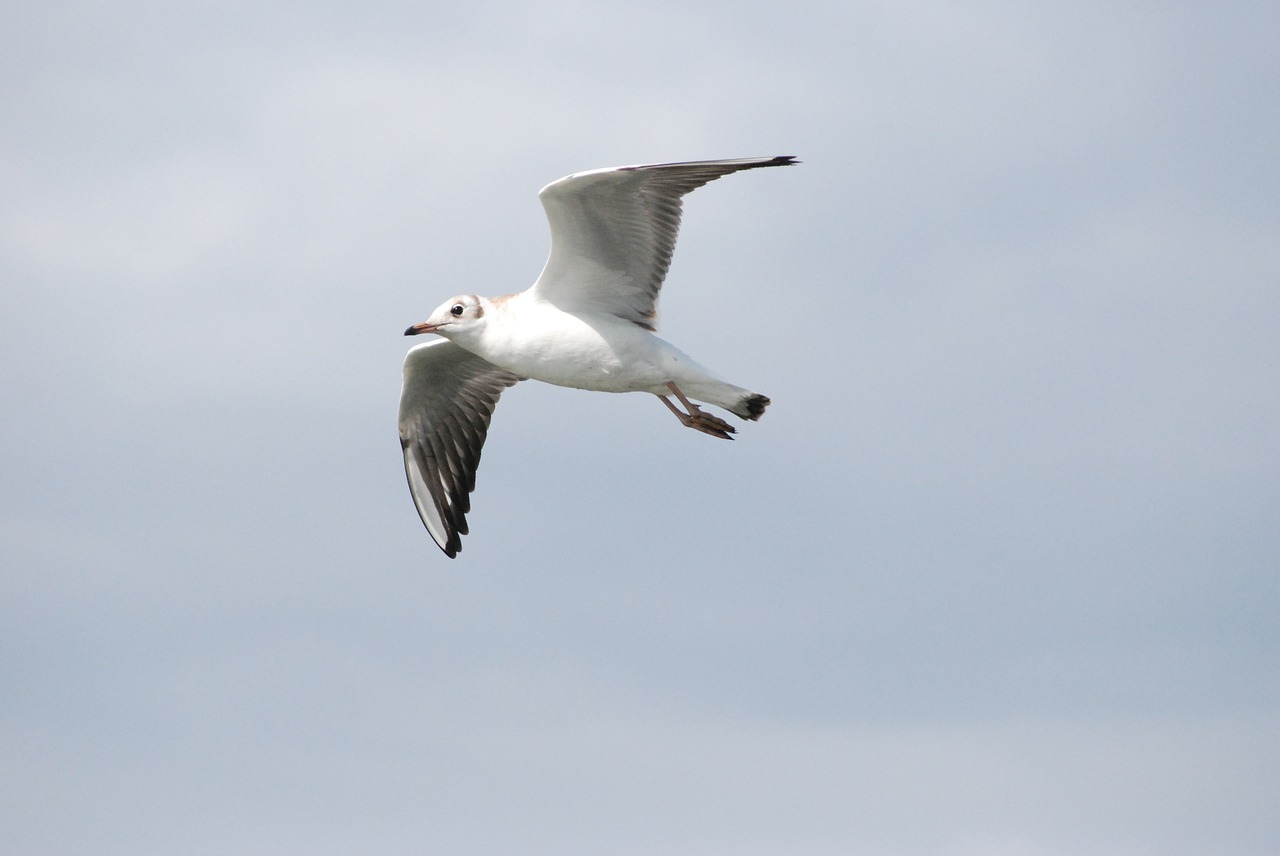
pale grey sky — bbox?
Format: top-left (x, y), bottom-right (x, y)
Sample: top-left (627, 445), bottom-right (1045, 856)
top-left (3, 1), bottom-right (1278, 853)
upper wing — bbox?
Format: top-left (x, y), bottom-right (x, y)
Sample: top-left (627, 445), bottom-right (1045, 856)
top-left (398, 339), bottom-right (522, 558)
top-left (528, 156), bottom-right (797, 330)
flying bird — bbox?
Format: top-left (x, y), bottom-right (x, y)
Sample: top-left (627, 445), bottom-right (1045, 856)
top-left (399, 155), bottom-right (797, 557)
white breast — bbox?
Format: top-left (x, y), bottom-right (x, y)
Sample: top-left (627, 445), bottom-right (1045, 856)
top-left (473, 296), bottom-right (669, 393)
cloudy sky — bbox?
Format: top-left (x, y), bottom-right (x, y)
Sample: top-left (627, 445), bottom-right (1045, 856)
top-left (3, 1), bottom-right (1277, 853)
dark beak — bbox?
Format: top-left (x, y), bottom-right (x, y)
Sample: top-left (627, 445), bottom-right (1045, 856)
top-left (404, 322), bottom-right (441, 336)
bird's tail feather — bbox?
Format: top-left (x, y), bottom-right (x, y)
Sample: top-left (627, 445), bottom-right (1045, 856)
top-left (685, 381), bottom-right (770, 421)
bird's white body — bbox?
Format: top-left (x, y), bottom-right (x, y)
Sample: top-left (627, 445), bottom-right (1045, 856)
top-left (438, 291), bottom-right (749, 405)
top-left (400, 156), bottom-right (796, 556)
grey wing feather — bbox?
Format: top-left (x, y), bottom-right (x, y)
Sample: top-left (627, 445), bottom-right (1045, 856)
top-left (529, 156), bottom-right (797, 329)
top-left (398, 339), bottom-right (522, 557)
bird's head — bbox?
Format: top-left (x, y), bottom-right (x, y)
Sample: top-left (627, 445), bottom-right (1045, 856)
top-left (404, 294), bottom-right (486, 339)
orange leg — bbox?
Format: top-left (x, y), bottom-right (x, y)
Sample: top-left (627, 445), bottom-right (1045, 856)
top-left (656, 382), bottom-right (736, 440)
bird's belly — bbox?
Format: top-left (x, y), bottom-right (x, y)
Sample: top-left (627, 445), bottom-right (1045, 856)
top-left (479, 314), bottom-right (672, 394)
top-left (505, 340), bottom-right (662, 393)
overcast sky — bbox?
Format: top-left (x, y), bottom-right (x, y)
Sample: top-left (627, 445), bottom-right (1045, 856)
top-left (3, 1), bottom-right (1277, 854)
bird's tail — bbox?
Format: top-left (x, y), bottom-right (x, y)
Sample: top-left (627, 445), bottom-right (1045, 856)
top-left (686, 381), bottom-right (770, 421)
top-left (737, 392), bottom-right (770, 421)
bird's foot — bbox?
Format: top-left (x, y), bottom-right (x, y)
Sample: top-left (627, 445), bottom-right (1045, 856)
top-left (684, 408), bottom-right (737, 440)
top-left (658, 383), bottom-right (736, 440)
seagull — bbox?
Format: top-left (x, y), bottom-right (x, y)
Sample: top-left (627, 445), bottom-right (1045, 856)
top-left (399, 155), bottom-right (797, 557)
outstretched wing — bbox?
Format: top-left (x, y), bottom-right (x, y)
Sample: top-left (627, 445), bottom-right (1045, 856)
top-left (528, 156), bottom-right (797, 330)
top-left (398, 339), bottom-right (522, 557)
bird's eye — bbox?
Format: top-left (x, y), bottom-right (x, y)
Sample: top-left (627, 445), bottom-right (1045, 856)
top-left (450, 304), bottom-right (465, 316)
